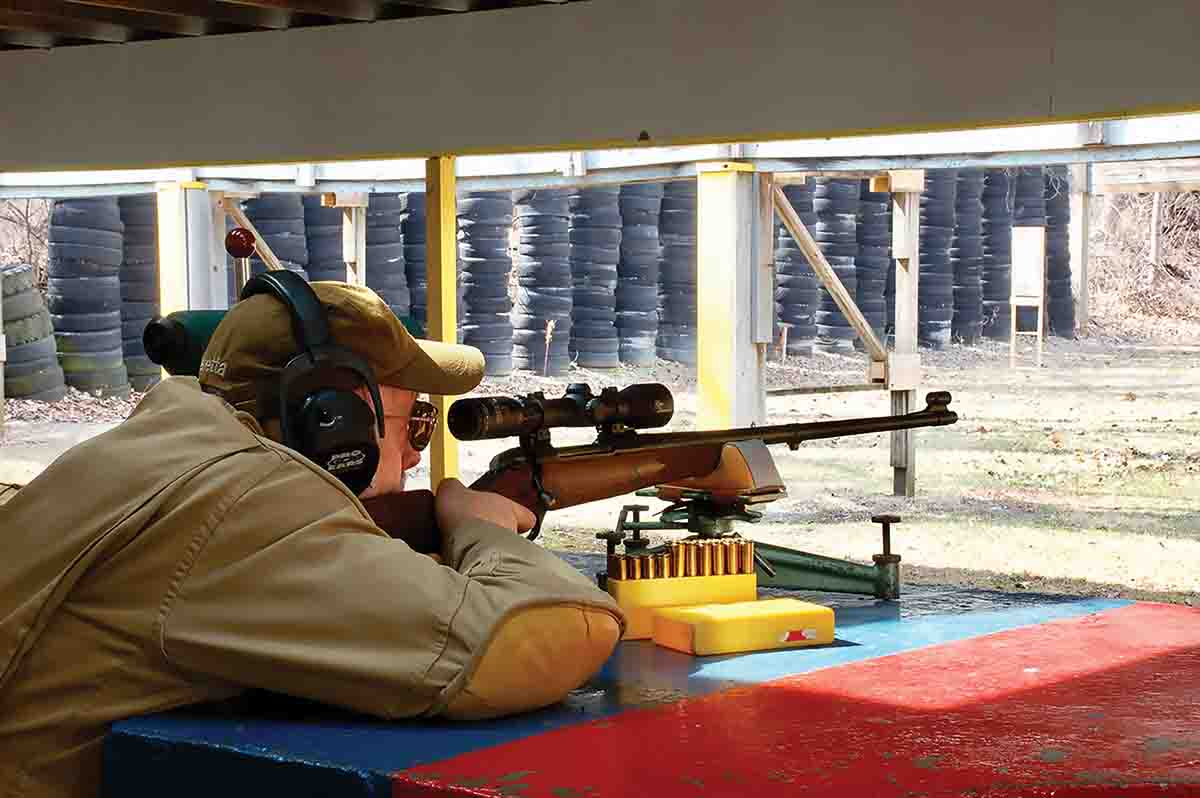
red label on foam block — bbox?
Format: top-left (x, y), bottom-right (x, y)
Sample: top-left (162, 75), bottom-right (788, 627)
top-left (783, 629), bottom-right (809, 642)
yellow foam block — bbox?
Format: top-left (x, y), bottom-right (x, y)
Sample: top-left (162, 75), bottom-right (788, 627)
top-left (651, 598), bottom-right (835, 656)
top-left (606, 573), bottom-right (757, 640)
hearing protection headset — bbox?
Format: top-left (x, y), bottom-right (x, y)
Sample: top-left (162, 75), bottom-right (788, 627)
top-left (239, 270), bottom-right (385, 495)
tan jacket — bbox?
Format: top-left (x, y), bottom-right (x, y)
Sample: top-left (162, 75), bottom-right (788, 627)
top-left (0, 378), bottom-right (623, 798)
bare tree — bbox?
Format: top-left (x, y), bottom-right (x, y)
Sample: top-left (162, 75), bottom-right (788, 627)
top-left (0, 199), bottom-right (51, 287)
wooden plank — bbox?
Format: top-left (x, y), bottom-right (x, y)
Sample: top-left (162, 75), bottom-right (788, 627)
top-left (753, 172), bottom-right (775, 345)
top-left (773, 184), bottom-right (887, 363)
top-left (891, 188), bottom-right (921, 498)
top-left (870, 169), bottom-right (924, 194)
top-left (340, 206), bottom-right (367, 286)
top-left (766, 383), bottom-right (886, 397)
top-left (322, 191), bottom-right (369, 208)
top-left (425, 155), bottom-right (459, 487)
top-left (220, 198), bottom-right (286, 273)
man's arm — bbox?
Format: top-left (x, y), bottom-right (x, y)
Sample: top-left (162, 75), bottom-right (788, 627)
top-left (159, 455), bottom-right (623, 721)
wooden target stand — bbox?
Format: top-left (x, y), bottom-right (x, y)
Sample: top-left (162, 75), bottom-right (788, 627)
top-left (1009, 226), bottom-right (1047, 369)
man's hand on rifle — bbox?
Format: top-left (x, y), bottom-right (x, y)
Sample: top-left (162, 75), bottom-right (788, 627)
top-left (435, 477), bottom-right (538, 538)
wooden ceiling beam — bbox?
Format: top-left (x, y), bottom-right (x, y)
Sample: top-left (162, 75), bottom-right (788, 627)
top-left (0, 5), bottom-right (131, 42)
top-left (65, 0), bottom-right (290, 29)
top-left (31, 0), bottom-right (209, 36)
top-left (218, 0), bottom-right (380, 22)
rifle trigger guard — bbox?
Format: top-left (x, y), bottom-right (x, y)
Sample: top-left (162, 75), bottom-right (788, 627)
top-left (520, 434), bottom-right (556, 542)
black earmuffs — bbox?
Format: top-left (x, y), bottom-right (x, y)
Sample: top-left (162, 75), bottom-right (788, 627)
top-left (239, 271), bottom-right (385, 495)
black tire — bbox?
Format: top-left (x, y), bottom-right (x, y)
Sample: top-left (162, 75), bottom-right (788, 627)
top-left (51, 311), bottom-right (121, 332)
top-left (6, 335), bottom-right (57, 364)
top-left (120, 280), bottom-right (158, 303)
top-left (59, 347), bottom-right (126, 373)
top-left (122, 301), bottom-right (157, 319)
top-left (48, 242), bottom-right (124, 268)
top-left (2, 263), bottom-right (36, 296)
top-left (3, 289), bottom-right (44, 321)
top-left (260, 234), bottom-right (308, 264)
top-left (5, 363), bottom-right (66, 398)
top-left (47, 275), bottom-right (121, 315)
top-left (64, 364), bottom-right (130, 396)
top-left (124, 354), bottom-right (159, 375)
top-left (51, 201), bottom-right (123, 233)
top-left (5, 310), bottom-right (53, 346)
top-left (56, 329), bottom-right (123, 353)
top-left (48, 226), bottom-right (124, 251)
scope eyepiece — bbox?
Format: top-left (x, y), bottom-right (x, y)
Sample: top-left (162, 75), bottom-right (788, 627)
top-left (447, 383), bottom-right (674, 441)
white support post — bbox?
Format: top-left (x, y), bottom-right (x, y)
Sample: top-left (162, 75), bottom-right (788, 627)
top-left (322, 192), bottom-right (369, 287)
top-left (1068, 163), bottom-right (1091, 332)
top-left (890, 180), bottom-right (923, 497)
top-left (209, 192), bottom-right (232, 308)
top-left (696, 162), bottom-right (765, 429)
top-left (156, 181), bottom-right (223, 315)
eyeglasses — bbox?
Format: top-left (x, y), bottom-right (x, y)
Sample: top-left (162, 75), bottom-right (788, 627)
top-left (390, 399), bottom-right (438, 451)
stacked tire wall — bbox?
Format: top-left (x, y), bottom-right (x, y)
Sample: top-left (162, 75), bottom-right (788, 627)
top-left (47, 198), bottom-right (130, 398)
top-left (567, 187), bottom-right (621, 369)
top-left (856, 180), bottom-right (890, 347)
top-left (657, 180), bottom-right (698, 365)
top-left (1044, 168), bottom-right (1075, 337)
top-left (951, 169), bottom-right (985, 343)
top-left (812, 178), bottom-right (859, 353)
top-left (981, 169), bottom-right (1014, 339)
top-left (400, 193), bottom-right (428, 332)
top-left (2, 263), bottom-right (64, 402)
top-left (364, 193), bottom-right (410, 321)
top-left (302, 195), bottom-right (346, 283)
top-left (774, 179), bottom-right (819, 356)
top-left (117, 196), bottom-right (161, 392)
top-left (917, 169), bottom-right (957, 349)
top-left (458, 190), bottom-right (514, 375)
top-left (511, 189), bottom-right (572, 376)
top-left (616, 182), bottom-right (663, 365)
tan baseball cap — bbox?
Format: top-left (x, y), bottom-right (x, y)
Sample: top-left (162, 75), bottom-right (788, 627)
top-left (197, 280), bottom-right (484, 411)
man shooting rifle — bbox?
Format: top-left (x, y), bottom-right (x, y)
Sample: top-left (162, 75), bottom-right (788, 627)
top-left (0, 273), bottom-right (625, 798)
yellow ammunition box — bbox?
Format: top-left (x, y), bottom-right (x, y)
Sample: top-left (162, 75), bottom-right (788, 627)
top-left (606, 572), bottom-right (757, 640)
top-left (651, 598), bottom-right (835, 656)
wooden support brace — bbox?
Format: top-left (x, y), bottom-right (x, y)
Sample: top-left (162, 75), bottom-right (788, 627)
top-left (773, 184), bottom-right (887, 368)
top-left (425, 156), bottom-right (459, 488)
top-left (870, 169), bottom-right (925, 195)
top-left (1010, 227), bottom-right (1046, 369)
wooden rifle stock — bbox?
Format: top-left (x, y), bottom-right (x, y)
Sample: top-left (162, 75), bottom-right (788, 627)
top-left (361, 390), bottom-right (958, 554)
top-left (359, 443), bottom-right (728, 554)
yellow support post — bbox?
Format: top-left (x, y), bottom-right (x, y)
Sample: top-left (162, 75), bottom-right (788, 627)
top-left (425, 156), bottom-right (459, 488)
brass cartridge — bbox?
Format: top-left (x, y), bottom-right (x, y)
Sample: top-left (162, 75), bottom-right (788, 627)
top-left (654, 554), bottom-right (667, 579)
top-left (608, 555), bottom-right (627, 580)
top-left (713, 540), bottom-right (726, 576)
top-left (638, 555), bottom-right (652, 580)
top-left (686, 542), bottom-right (698, 577)
top-left (671, 543), bottom-right (685, 577)
top-left (699, 542), bottom-right (712, 576)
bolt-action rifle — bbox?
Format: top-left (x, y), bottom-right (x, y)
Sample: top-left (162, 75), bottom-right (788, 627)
top-left (361, 383), bottom-right (958, 554)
